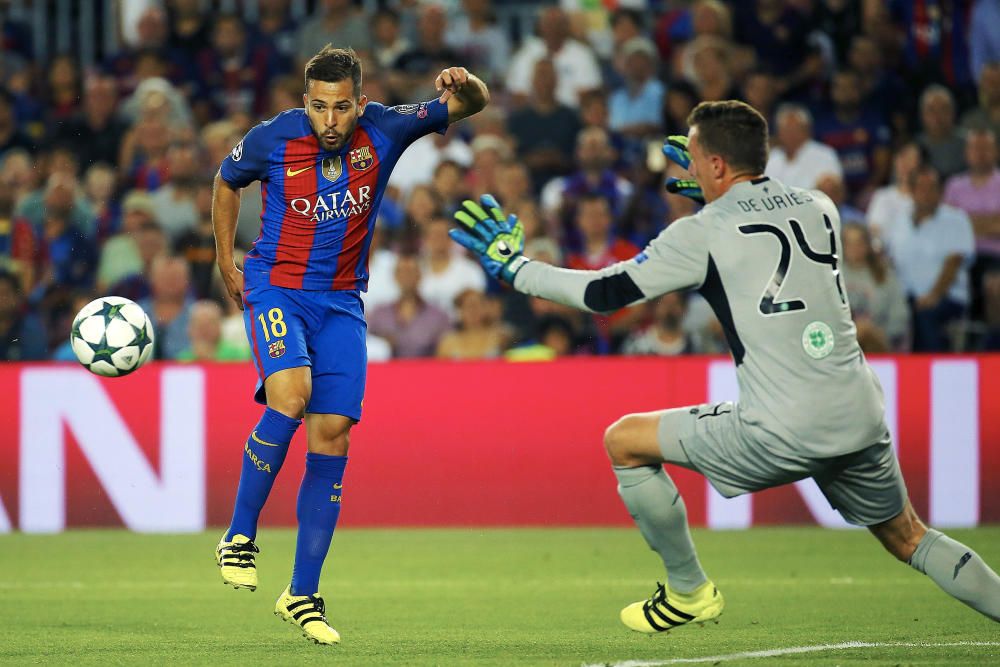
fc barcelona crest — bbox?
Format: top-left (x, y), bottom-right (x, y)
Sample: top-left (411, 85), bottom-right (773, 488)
top-left (322, 156), bottom-right (343, 182)
top-left (268, 340), bottom-right (286, 358)
top-left (349, 145), bottom-right (374, 171)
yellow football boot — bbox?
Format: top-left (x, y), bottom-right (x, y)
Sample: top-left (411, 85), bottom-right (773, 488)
top-left (274, 585), bottom-right (341, 645)
top-left (215, 533), bottom-right (259, 591)
top-left (620, 580), bottom-right (724, 633)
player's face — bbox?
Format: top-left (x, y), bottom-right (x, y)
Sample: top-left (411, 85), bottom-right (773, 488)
top-left (686, 127), bottom-right (721, 203)
top-left (304, 79), bottom-right (368, 152)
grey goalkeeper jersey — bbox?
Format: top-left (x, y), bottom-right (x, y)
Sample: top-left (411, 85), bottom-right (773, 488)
top-left (515, 177), bottom-right (888, 458)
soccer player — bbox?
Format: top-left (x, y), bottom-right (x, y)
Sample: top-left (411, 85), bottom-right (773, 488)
top-left (212, 45), bottom-right (489, 644)
top-left (451, 101), bottom-right (1000, 631)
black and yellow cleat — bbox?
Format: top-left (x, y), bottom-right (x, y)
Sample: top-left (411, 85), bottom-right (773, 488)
top-left (215, 533), bottom-right (259, 591)
top-left (620, 580), bottom-right (724, 634)
top-left (274, 585), bottom-right (341, 645)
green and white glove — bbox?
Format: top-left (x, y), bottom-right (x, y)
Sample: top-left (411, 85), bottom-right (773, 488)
top-left (662, 135), bottom-right (705, 204)
top-left (450, 194), bottom-right (529, 283)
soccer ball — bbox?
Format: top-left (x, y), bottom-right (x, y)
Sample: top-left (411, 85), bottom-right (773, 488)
top-left (70, 296), bottom-right (155, 377)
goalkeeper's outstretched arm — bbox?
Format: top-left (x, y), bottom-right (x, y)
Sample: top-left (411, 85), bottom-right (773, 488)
top-left (512, 216), bottom-right (710, 314)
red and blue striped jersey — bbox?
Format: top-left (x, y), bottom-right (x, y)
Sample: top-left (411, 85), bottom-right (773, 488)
top-left (220, 99), bottom-right (449, 291)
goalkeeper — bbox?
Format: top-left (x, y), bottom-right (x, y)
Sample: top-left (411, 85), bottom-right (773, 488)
top-left (450, 101), bottom-right (1000, 632)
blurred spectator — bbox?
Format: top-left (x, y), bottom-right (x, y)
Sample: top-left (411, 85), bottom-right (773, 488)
top-left (296, 0), bottom-right (371, 65)
top-left (619, 160), bottom-right (669, 248)
top-left (0, 175), bottom-right (36, 291)
top-left (15, 164), bottom-right (92, 233)
top-left (814, 69), bottom-right (891, 206)
top-left (254, 0), bottom-right (299, 71)
top-left (961, 62), bottom-right (1000, 142)
top-left (83, 163), bottom-right (121, 243)
top-left (371, 8), bottom-right (410, 70)
top-left (885, 166), bottom-right (975, 352)
top-left (390, 4), bottom-right (460, 102)
top-left (606, 8), bottom-right (648, 86)
top-left (45, 54), bottom-right (83, 125)
top-left (436, 288), bottom-right (508, 359)
top-left (167, 0), bottom-right (214, 71)
top-left (53, 74), bottom-right (127, 170)
top-left (368, 253), bottom-right (451, 358)
top-left (943, 129), bottom-right (1000, 321)
top-left (810, 0), bottom-right (864, 66)
top-left (566, 194), bottom-right (643, 352)
top-left (841, 223), bottom-right (910, 352)
top-left (119, 113), bottom-right (174, 191)
top-left (622, 292), bottom-right (699, 355)
top-left (970, 1), bottom-right (1000, 81)
top-left (867, 142), bottom-right (921, 236)
top-left (544, 126), bottom-right (633, 247)
top-left (96, 190), bottom-right (156, 291)
top-left (267, 75), bottom-right (304, 119)
top-left (446, 0), bottom-right (511, 85)
top-left (174, 182), bottom-right (219, 300)
top-left (361, 224), bottom-right (398, 310)
top-left (37, 183), bottom-right (97, 294)
top-left (150, 142), bottom-right (201, 241)
top-left (140, 255), bottom-right (194, 360)
top-left (0, 90), bottom-right (36, 158)
top-left (120, 76), bottom-right (194, 128)
top-left (766, 104), bottom-right (844, 189)
top-left (0, 149), bottom-right (34, 208)
top-left (108, 5), bottom-right (192, 94)
top-left (507, 59), bottom-right (580, 192)
top-left (419, 217), bottom-right (486, 318)
top-left (430, 159), bottom-right (468, 214)
top-left (662, 79), bottom-right (699, 136)
top-left (193, 14), bottom-right (283, 120)
top-left (740, 69), bottom-right (779, 127)
top-left (504, 313), bottom-right (577, 361)
top-left (464, 134), bottom-right (511, 201)
top-left (493, 161), bottom-right (533, 214)
top-left (815, 174), bottom-right (865, 227)
top-left (847, 34), bottom-right (907, 137)
top-left (389, 131), bottom-right (473, 197)
top-left (609, 37), bottom-right (664, 163)
top-left (733, 0), bottom-right (821, 97)
top-left (917, 84), bottom-right (968, 181)
top-left (108, 221), bottom-right (168, 303)
top-left (177, 299), bottom-right (249, 361)
top-left (507, 6), bottom-right (602, 109)
top-left (892, 0), bottom-right (973, 93)
top-left (50, 289), bottom-right (96, 361)
top-left (0, 269), bottom-right (46, 361)
top-left (682, 36), bottom-right (739, 102)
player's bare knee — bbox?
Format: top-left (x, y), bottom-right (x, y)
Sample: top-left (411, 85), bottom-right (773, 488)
top-left (270, 395), bottom-right (308, 420)
top-left (310, 429), bottom-right (350, 456)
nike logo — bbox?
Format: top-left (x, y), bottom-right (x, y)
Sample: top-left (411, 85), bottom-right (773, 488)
top-left (251, 431), bottom-right (280, 447)
top-left (286, 165), bottom-right (313, 177)
top-left (954, 551), bottom-right (972, 579)
top-left (333, 483), bottom-right (343, 490)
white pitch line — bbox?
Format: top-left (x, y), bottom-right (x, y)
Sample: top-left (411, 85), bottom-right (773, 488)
top-left (584, 641), bottom-right (1000, 667)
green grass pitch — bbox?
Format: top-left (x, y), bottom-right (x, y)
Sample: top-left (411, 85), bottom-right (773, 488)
top-left (1, 527), bottom-right (997, 665)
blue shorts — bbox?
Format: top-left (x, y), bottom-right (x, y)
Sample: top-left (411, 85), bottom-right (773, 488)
top-left (243, 285), bottom-right (366, 420)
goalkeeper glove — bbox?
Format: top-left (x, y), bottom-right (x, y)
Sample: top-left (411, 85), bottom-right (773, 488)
top-left (450, 194), bottom-right (529, 283)
top-left (662, 135), bottom-right (705, 203)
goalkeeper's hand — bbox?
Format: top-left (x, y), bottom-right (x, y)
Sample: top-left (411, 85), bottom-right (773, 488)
top-left (450, 194), bottom-right (529, 284)
top-left (665, 177), bottom-right (705, 204)
top-left (662, 135), bottom-right (705, 203)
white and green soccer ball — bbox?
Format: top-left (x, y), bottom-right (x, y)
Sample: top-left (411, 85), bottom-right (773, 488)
top-left (70, 296), bottom-right (155, 377)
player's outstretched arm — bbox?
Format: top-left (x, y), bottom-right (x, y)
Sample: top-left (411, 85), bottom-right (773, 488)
top-left (435, 67), bottom-right (489, 123)
top-left (212, 170), bottom-right (245, 311)
top-left (451, 195), bottom-right (710, 315)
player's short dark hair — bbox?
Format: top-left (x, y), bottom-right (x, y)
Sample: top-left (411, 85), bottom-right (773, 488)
top-left (304, 45), bottom-right (363, 98)
top-left (687, 100), bottom-right (769, 175)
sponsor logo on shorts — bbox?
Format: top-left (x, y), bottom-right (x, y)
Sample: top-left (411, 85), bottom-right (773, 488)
top-left (802, 321), bottom-right (834, 359)
top-left (349, 145), bottom-right (374, 171)
top-left (268, 340), bottom-right (286, 359)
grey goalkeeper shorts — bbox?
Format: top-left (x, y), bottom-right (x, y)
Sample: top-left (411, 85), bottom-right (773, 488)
top-left (656, 402), bottom-right (908, 526)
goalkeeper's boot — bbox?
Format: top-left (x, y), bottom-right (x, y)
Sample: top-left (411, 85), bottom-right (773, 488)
top-left (274, 585), bottom-right (341, 645)
top-left (215, 533), bottom-right (259, 591)
top-left (620, 580), bottom-right (724, 633)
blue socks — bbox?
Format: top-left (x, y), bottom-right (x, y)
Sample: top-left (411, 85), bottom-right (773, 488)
top-left (225, 408), bottom-right (300, 541)
top-left (290, 452), bottom-right (348, 596)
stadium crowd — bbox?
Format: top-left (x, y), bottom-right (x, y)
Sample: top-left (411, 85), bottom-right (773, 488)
top-left (1, 0), bottom-right (999, 362)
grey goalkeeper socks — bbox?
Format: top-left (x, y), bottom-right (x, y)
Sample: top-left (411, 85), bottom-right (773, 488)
top-left (614, 465), bottom-right (708, 594)
top-left (909, 528), bottom-right (1000, 622)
